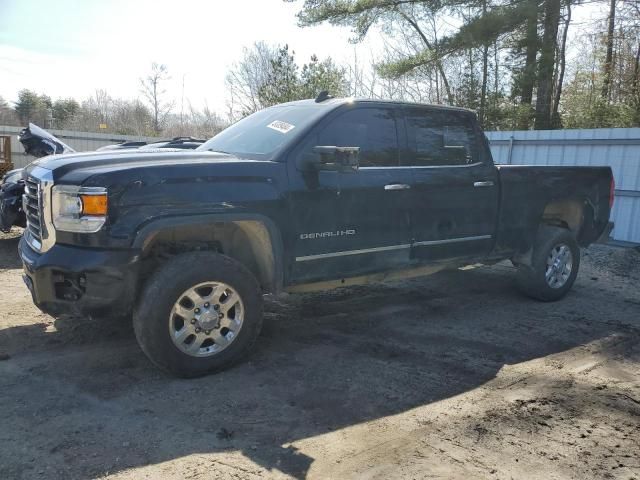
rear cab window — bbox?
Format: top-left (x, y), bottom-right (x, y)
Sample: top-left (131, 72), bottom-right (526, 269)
top-left (403, 108), bottom-right (480, 167)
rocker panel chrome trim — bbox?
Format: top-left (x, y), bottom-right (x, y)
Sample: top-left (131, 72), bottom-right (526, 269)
top-left (295, 235), bottom-right (492, 262)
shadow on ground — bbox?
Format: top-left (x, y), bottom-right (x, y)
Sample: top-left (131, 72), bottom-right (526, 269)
top-left (0, 244), bottom-right (639, 479)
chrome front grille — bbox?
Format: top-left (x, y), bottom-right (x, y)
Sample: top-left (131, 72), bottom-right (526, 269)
top-left (24, 177), bottom-right (42, 245)
top-left (22, 166), bottom-right (55, 252)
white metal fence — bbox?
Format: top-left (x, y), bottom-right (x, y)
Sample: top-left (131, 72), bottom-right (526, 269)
top-left (1, 125), bottom-right (638, 244)
top-left (487, 128), bottom-right (640, 245)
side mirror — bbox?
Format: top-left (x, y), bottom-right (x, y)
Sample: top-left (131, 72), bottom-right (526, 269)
top-left (311, 146), bottom-right (360, 172)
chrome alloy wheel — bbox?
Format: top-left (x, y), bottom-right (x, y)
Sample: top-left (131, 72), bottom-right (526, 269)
top-left (169, 282), bottom-right (244, 357)
top-left (545, 244), bottom-right (573, 289)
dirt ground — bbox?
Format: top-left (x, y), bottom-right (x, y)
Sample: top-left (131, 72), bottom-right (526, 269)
top-left (0, 229), bottom-right (639, 480)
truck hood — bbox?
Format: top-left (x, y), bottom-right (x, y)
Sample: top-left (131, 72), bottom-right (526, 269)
top-left (24, 149), bottom-right (256, 181)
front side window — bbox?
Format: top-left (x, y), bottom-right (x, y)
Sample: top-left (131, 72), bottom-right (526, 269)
top-left (315, 107), bottom-right (399, 167)
top-left (405, 109), bottom-right (479, 166)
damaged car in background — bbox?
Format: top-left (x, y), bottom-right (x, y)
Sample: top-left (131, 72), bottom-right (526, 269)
top-left (0, 124), bottom-right (204, 232)
top-left (0, 124), bottom-right (75, 233)
top-left (0, 169), bottom-right (27, 233)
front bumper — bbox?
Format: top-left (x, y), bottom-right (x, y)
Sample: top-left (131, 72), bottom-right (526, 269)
top-left (19, 236), bottom-right (141, 317)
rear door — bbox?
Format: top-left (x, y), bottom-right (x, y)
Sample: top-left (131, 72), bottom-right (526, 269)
top-left (287, 105), bottom-right (414, 284)
top-left (402, 107), bottom-right (499, 261)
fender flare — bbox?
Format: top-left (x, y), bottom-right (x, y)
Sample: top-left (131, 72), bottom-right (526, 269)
top-left (132, 213), bottom-right (285, 292)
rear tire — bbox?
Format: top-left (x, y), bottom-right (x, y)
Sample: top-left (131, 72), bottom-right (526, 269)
top-left (515, 225), bottom-right (580, 302)
top-left (133, 251), bottom-right (263, 378)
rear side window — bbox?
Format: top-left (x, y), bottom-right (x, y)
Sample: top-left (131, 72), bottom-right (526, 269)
top-left (317, 107), bottom-right (399, 167)
top-left (404, 109), bottom-right (479, 166)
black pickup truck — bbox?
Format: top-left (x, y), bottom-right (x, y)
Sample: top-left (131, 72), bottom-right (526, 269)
top-left (18, 97), bottom-right (614, 377)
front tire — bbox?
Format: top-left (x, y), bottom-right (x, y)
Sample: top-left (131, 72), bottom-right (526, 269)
top-left (515, 225), bottom-right (580, 302)
top-left (133, 251), bottom-right (263, 377)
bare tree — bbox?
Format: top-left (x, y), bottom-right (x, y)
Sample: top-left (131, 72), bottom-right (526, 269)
top-left (110, 99), bottom-right (153, 136)
top-left (93, 89), bottom-right (111, 125)
top-left (162, 101), bottom-right (226, 139)
top-left (393, 8), bottom-right (454, 104)
top-left (0, 96), bottom-right (19, 126)
top-left (140, 63), bottom-right (174, 134)
top-left (73, 89), bottom-right (112, 131)
top-left (225, 42), bottom-right (276, 120)
top-left (346, 49), bottom-right (381, 99)
top-left (373, 25), bottom-right (450, 104)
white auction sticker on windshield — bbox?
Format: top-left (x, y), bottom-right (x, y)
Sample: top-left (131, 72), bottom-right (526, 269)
top-left (267, 120), bottom-right (295, 134)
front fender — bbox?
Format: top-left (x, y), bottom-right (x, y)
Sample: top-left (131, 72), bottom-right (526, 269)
top-left (132, 213), bottom-right (285, 292)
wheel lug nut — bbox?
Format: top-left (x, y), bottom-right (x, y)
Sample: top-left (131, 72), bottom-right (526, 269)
top-left (204, 302), bottom-right (210, 308)
top-left (213, 304), bottom-right (219, 310)
top-left (190, 319), bottom-right (196, 324)
top-left (195, 327), bottom-right (201, 333)
top-left (205, 330), bottom-right (211, 335)
top-left (194, 308), bottom-right (200, 314)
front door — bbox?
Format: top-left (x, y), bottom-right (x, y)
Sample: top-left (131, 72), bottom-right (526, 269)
top-left (287, 106), bottom-right (414, 284)
top-left (402, 107), bottom-right (499, 262)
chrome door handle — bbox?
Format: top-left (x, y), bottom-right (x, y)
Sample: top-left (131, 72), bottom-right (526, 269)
top-left (384, 184), bottom-right (411, 191)
top-left (473, 181), bottom-right (494, 187)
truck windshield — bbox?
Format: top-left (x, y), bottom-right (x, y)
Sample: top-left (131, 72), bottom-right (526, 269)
top-left (197, 104), bottom-right (327, 159)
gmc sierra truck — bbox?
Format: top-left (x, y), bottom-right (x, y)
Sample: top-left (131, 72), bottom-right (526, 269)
top-left (18, 97), bottom-right (615, 377)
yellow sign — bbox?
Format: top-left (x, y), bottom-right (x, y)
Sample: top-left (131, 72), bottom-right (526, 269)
top-left (99, 123), bottom-right (108, 129)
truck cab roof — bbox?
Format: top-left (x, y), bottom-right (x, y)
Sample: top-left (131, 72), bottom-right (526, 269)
top-left (278, 97), bottom-right (476, 115)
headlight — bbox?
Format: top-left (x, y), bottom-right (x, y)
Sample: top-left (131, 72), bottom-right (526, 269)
top-left (51, 185), bottom-right (108, 233)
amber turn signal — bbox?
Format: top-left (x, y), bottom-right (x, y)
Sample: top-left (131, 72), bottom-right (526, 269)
top-left (80, 194), bottom-right (108, 216)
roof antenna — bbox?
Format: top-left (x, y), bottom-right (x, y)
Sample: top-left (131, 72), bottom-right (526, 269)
top-left (315, 90), bottom-right (332, 103)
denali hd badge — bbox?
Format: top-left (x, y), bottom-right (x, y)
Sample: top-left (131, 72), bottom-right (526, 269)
top-left (300, 229), bottom-right (356, 240)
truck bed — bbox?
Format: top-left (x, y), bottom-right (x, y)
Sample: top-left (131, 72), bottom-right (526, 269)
top-left (493, 165), bottom-right (613, 257)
